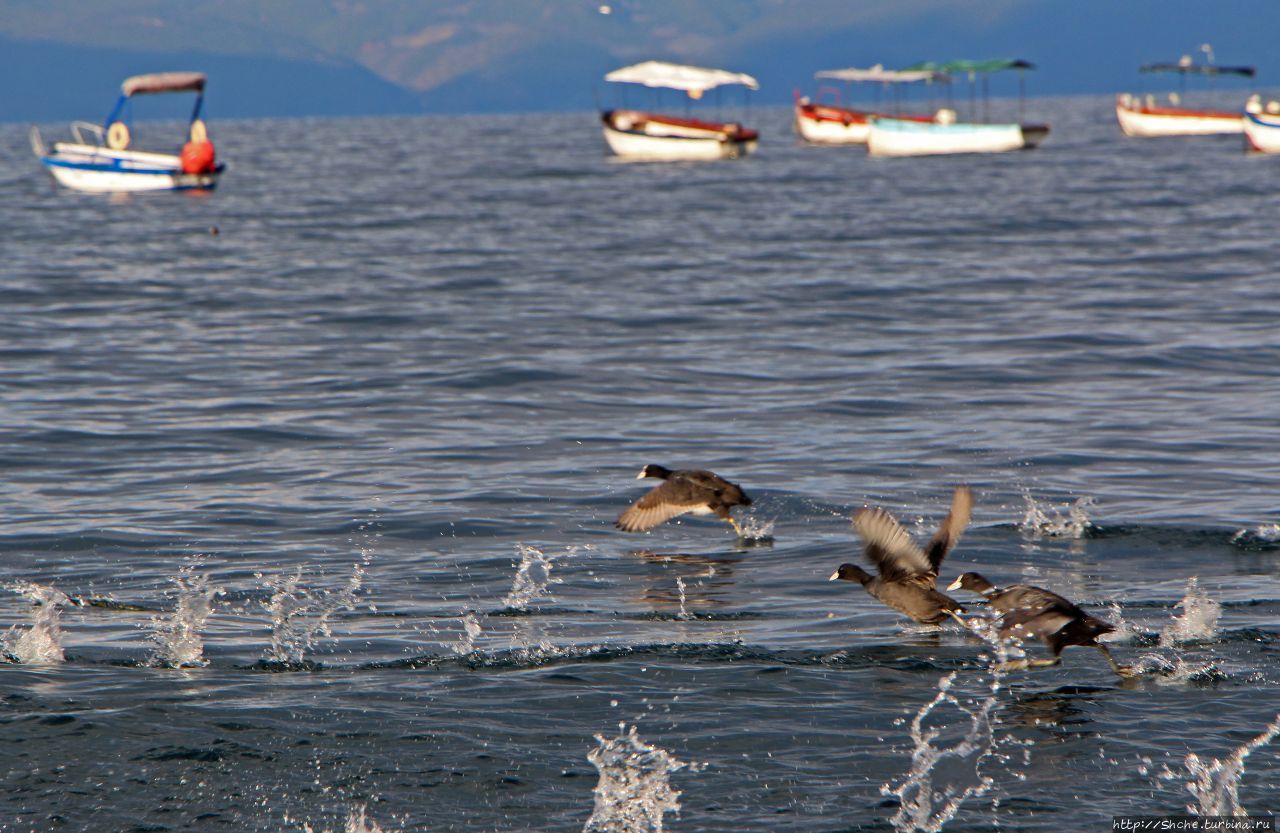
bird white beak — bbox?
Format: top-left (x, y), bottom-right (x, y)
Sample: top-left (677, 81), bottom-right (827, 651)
top-left (635, 469), bottom-right (647, 479)
top-left (828, 570), bottom-right (840, 581)
top-left (946, 577), bottom-right (962, 591)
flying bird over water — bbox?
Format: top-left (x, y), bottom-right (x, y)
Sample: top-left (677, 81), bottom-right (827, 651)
top-left (829, 485), bottom-right (973, 626)
top-left (616, 465), bottom-right (752, 536)
top-left (948, 571), bottom-right (1135, 677)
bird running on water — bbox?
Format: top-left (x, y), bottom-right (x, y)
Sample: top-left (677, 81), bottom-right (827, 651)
top-left (616, 465), bottom-right (753, 536)
top-left (830, 485), bottom-right (973, 626)
top-left (947, 571), bottom-right (1135, 677)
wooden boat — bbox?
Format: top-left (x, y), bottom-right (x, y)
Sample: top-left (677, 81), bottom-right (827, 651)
top-left (30, 71), bottom-right (223, 193)
top-left (1116, 53), bottom-right (1254, 137)
top-left (600, 61), bottom-right (759, 161)
top-left (866, 59), bottom-right (1048, 158)
top-left (1244, 96), bottom-right (1280, 153)
top-left (794, 65), bottom-right (946, 145)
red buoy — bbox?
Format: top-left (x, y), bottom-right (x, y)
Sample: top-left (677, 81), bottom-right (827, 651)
top-left (181, 140), bottom-right (216, 174)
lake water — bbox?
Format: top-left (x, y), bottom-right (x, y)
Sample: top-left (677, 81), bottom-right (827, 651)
top-left (1, 96), bottom-right (1279, 832)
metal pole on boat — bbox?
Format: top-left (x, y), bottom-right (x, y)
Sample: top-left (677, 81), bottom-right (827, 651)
top-left (1018, 68), bottom-right (1026, 122)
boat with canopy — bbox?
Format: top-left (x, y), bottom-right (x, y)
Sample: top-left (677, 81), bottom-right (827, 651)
top-left (30, 71), bottom-right (223, 193)
top-left (866, 59), bottom-right (1048, 157)
top-left (1116, 51), bottom-right (1255, 137)
top-left (794, 65), bottom-right (948, 145)
top-left (600, 60), bottom-right (760, 161)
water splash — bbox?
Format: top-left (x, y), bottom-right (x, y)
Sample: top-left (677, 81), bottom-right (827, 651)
top-left (882, 618), bottom-right (1016, 832)
top-left (451, 610), bottom-right (482, 655)
top-left (343, 804), bottom-right (389, 833)
top-left (260, 560), bottom-right (368, 665)
top-left (1019, 493), bottom-right (1094, 539)
top-left (584, 723), bottom-right (700, 833)
top-left (297, 804), bottom-right (392, 833)
top-left (1127, 654), bottom-right (1225, 684)
top-left (1229, 523), bottom-right (1280, 548)
top-left (2, 582), bottom-right (71, 664)
top-left (503, 544), bottom-right (561, 610)
top-left (1183, 712), bottom-right (1280, 815)
top-left (1158, 577), bottom-right (1221, 648)
top-left (149, 557), bottom-right (222, 668)
top-left (674, 578), bottom-right (691, 621)
top-left (1100, 602), bottom-right (1145, 645)
top-left (736, 516), bottom-right (775, 542)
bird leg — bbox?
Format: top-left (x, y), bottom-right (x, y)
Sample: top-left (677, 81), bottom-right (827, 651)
top-left (725, 516), bottom-right (745, 537)
top-left (1095, 644), bottom-right (1137, 678)
top-left (945, 610), bottom-right (970, 629)
top-left (996, 656), bottom-right (1061, 673)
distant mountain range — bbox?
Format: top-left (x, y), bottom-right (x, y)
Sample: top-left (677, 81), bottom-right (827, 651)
top-left (1, 0), bottom-right (1274, 122)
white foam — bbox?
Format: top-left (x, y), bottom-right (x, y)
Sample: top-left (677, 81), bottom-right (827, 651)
top-left (1183, 712), bottom-right (1280, 815)
top-left (1230, 523), bottom-right (1280, 544)
top-left (3, 581), bottom-right (71, 664)
top-left (344, 804), bottom-right (388, 833)
top-left (451, 610), bottom-right (482, 655)
top-left (503, 544), bottom-right (561, 610)
top-left (149, 556), bottom-right (222, 668)
top-left (1018, 493), bottom-right (1094, 540)
top-left (584, 723), bottom-right (700, 833)
top-left (260, 558), bottom-right (369, 664)
top-left (736, 516), bottom-right (775, 541)
top-left (1158, 577), bottom-right (1221, 648)
top-left (882, 620), bottom-right (1014, 833)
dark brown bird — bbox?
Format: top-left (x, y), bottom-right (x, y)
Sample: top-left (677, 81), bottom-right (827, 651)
top-left (947, 571), bottom-right (1134, 677)
top-left (829, 485), bottom-right (973, 626)
top-left (616, 465), bottom-right (752, 535)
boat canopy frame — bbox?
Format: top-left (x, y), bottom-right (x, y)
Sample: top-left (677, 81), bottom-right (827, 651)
top-left (1139, 61), bottom-right (1255, 78)
top-left (809, 64), bottom-right (949, 114)
top-left (1130, 52), bottom-right (1256, 108)
top-left (901, 58), bottom-right (1037, 123)
top-left (104, 71), bottom-right (208, 132)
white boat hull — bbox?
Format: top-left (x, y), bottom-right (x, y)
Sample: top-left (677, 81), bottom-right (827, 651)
top-left (796, 116), bottom-right (869, 145)
top-left (601, 111), bottom-right (757, 161)
top-left (1115, 99), bottom-right (1243, 137)
top-left (867, 119), bottom-right (1042, 157)
top-left (1244, 111), bottom-right (1280, 153)
top-left (794, 106), bottom-right (870, 144)
top-left (39, 142), bottom-right (221, 193)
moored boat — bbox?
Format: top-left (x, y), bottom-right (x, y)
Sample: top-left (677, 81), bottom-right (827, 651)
top-left (866, 59), bottom-right (1048, 158)
top-left (1243, 95), bottom-right (1280, 153)
top-left (600, 61), bottom-right (759, 161)
top-left (1115, 93), bottom-right (1245, 137)
top-left (794, 65), bottom-right (946, 145)
top-left (867, 115), bottom-right (1041, 157)
top-left (31, 71), bottom-right (223, 193)
top-left (1116, 52), bottom-right (1254, 137)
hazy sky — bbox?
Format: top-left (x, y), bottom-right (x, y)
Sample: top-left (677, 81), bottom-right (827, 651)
top-left (3, 1), bottom-right (1277, 120)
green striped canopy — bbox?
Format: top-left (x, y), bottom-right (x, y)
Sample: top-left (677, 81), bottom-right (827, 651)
top-left (902, 59), bottom-right (1035, 75)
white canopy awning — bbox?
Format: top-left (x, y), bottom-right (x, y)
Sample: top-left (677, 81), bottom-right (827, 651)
top-left (604, 60), bottom-right (759, 93)
top-left (121, 72), bottom-right (207, 97)
top-left (815, 65), bottom-right (944, 84)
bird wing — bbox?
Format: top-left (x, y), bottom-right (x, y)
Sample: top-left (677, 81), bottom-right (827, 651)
top-left (616, 482), bottom-right (705, 532)
top-left (1000, 607), bottom-right (1075, 641)
top-left (853, 507), bottom-right (931, 581)
top-left (993, 585), bottom-right (1082, 617)
top-left (924, 485), bottom-right (973, 574)
top-left (679, 470), bottom-right (751, 506)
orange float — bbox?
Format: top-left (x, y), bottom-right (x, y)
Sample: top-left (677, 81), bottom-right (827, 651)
top-left (180, 139), bottom-right (216, 174)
